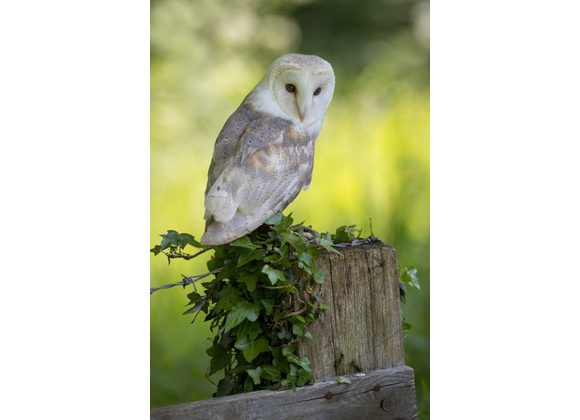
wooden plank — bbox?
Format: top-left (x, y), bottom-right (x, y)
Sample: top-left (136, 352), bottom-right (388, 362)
top-left (151, 365), bottom-right (418, 420)
top-left (298, 243), bottom-right (404, 379)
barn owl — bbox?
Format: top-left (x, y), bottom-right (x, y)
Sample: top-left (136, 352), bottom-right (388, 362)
top-left (201, 54), bottom-right (335, 245)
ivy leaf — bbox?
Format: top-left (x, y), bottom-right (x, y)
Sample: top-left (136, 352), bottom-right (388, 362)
top-left (297, 356), bottom-right (311, 372)
top-left (186, 291), bottom-right (202, 304)
top-left (261, 299), bottom-right (273, 316)
top-left (282, 346), bottom-right (296, 358)
top-left (215, 377), bottom-right (234, 397)
top-left (260, 365), bottom-right (281, 382)
top-left (336, 376), bottom-right (351, 384)
top-left (277, 327), bottom-right (292, 340)
top-left (289, 363), bottom-right (298, 377)
top-left (284, 353), bottom-right (311, 377)
top-left (159, 230), bottom-right (179, 250)
top-left (153, 230), bottom-right (203, 254)
top-left (215, 286), bottom-right (241, 311)
top-left (317, 234), bottom-right (341, 255)
top-left (234, 320), bottom-right (261, 341)
top-left (271, 213), bottom-right (294, 231)
top-left (178, 232), bottom-right (203, 248)
top-left (206, 344), bottom-right (229, 376)
top-left (230, 236), bottom-right (260, 249)
top-left (265, 212), bottom-right (283, 225)
top-left (298, 252), bottom-right (314, 268)
top-left (400, 266), bottom-right (420, 290)
top-left (292, 323), bottom-right (304, 336)
top-left (261, 265), bottom-right (286, 285)
top-left (399, 282), bottom-right (407, 304)
top-left (235, 337), bottom-right (269, 363)
top-left (182, 298), bottom-right (206, 315)
top-left (282, 346), bottom-right (304, 366)
top-left (243, 376), bottom-right (254, 392)
top-left (333, 225), bottom-right (361, 243)
top-left (279, 232), bottom-right (305, 251)
top-left (238, 248), bottom-right (262, 267)
top-left (313, 269), bottom-right (325, 284)
top-left (181, 233), bottom-right (204, 248)
top-left (290, 315), bottom-right (306, 336)
top-left (297, 368), bottom-right (311, 386)
top-left (238, 272), bottom-right (259, 292)
top-left (225, 302), bottom-right (260, 331)
top-left (246, 367), bottom-right (262, 385)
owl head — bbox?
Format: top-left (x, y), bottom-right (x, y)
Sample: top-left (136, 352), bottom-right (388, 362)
top-left (252, 54), bottom-right (335, 128)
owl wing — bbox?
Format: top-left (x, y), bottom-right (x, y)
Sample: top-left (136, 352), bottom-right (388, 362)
top-left (205, 105), bottom-right (253, 197)
top-left (202, 113), bottom-right (313, 245)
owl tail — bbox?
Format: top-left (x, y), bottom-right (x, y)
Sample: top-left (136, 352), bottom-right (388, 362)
top-left (201, 219), bottom-right (237, 246)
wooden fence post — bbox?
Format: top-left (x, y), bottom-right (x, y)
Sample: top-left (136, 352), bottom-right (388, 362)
top-left (151, 242), bottom-right (418, 420)
top-left (297, 243), bottom-right (405, 379)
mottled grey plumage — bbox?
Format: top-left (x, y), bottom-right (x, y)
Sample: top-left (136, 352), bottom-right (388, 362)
top-left (202, 54), bottom-right (335, 245)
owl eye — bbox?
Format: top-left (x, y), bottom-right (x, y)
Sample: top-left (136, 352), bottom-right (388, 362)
top-left (285, 83), bottom-right (296, 93)
top-left (313, 87), bottom-right (322, 96)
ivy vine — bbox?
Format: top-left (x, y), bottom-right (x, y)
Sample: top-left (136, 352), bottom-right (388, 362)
top-left (150, 212), bottom-right (419, 396)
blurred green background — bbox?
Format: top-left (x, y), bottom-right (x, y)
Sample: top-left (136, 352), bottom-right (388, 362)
top-left (151, 0), bottom-right (429, 417)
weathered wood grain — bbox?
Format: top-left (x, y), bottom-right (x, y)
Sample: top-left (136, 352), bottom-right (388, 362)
top-left (151, 365), bottom-right (418, 420)
top-left (295, 255), bottom-right (338, 378)
top-left (298, 243), bottom-right (404, 379)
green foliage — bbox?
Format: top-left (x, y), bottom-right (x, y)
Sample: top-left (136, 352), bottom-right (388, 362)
top-left (333, 225), bottom-right (361, 243)
top-left (150, 230), bottom-right (203, 255)
top-left (199, 214), bottom-right (331, 395)
top-left (399, 266), bottom-right (421, 305)
top-left (150, 230), bottom-right (205, 264)
top-left (399, 266), bottom-right (421, 334)
top-left (152, 213), bottom-right (339, 395)
top-left (151, 213), bottom-right (419, 397)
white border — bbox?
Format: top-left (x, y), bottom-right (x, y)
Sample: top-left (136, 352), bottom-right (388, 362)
top-left (432, 1), bottom-right (580, 418)
top-left (0, 2), bottom-right (149, 418)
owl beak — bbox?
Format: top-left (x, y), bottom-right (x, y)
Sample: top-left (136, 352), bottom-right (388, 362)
top-left (297, 92), bottom-right (311, 123)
